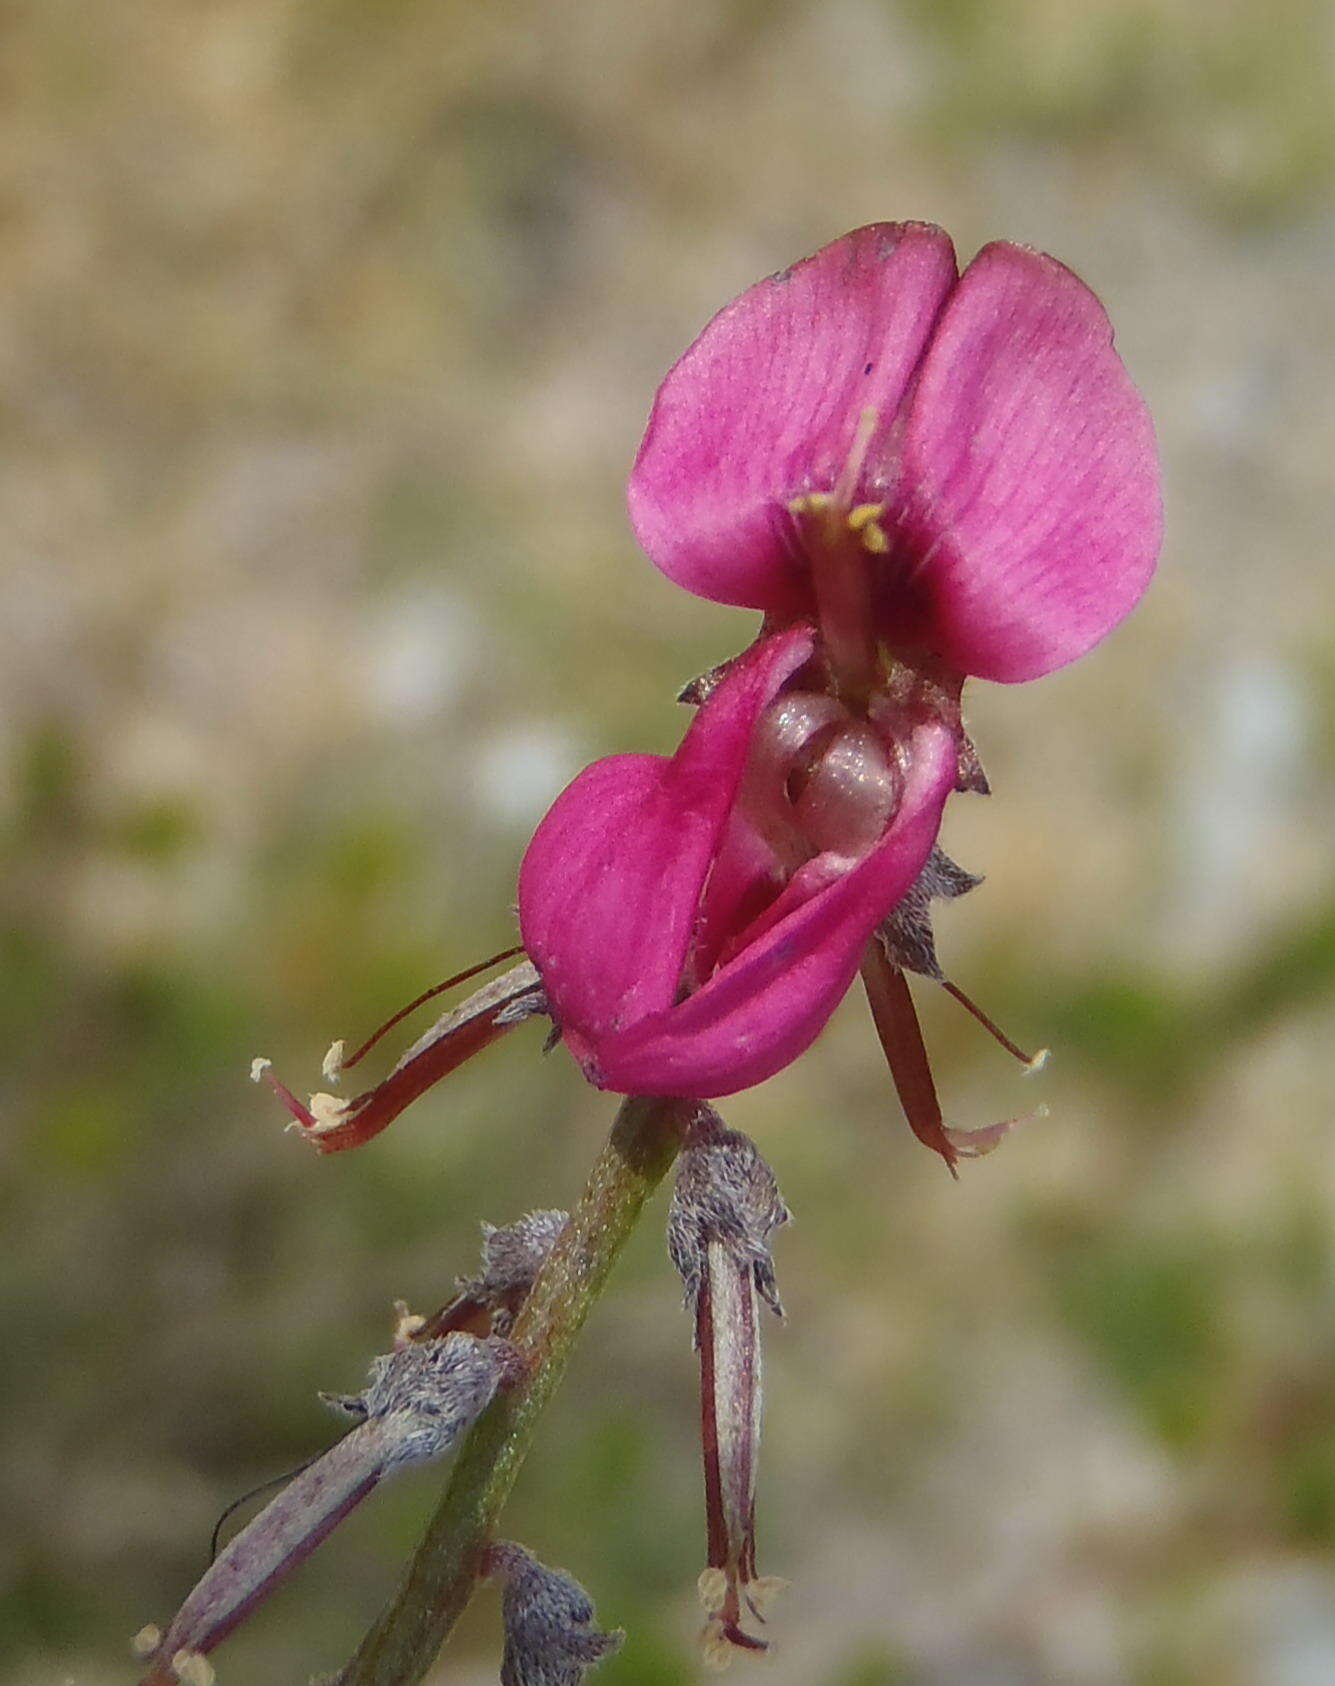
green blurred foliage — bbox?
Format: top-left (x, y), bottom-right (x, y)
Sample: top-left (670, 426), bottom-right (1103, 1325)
top-left (3, 1), bottom-right (1333, 1683)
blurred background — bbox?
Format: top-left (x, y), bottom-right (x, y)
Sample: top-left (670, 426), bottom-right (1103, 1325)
top-left (3, 1), bottom-right (1334, 1682)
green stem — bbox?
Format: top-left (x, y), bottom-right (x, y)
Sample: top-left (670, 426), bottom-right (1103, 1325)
top-left (335, 1093), bottom-right (692, 1686)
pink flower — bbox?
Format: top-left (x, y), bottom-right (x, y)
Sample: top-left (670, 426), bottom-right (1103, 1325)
top-left (518, 623), bottom-right (955, 1097)
top-left (263, 225), bottom-right (1159, 1168)
top-left (519, 224), bottom-right (1160, 1157)
top-left (628, 221), bottom-right (1160, 687)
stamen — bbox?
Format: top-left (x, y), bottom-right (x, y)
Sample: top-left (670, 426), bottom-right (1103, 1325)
top-left (339, 945), bottom-right (525, 1072)
top-left (847, 502), bottom-right (890, 553)
top-left (131, 1626), bottom-right (162, 1659)
top-left (306, 1092), bottom-right (354, 1134)
top-left (746, 1574), bottom-right (789, 1616)
top-left (321, 1040), bottom-right (345, 1084)
top-left (786, 490), bottom-right (833, 517)
top-left (170, 1652), bottom-right (214, 1686)
top-left (833, 406), bottom-right (879, 508)
top-left (697, 1568), bottom-right (729, 1611)
top-left (788, 408), bottom-right (884, 708)
top-left (945, 1105), bottom-right (1048, 1160)
top-left (253, 1066), bottom-right (320, 1132)
top-left (390, 1300), bottom-right (427, 1347)
top-left (863, 951), bottom-right (1043, 1172)
top-left (940, 979), bottom-right (1047, 1069)
top-left (256, 960), bottom-right (545, 1154)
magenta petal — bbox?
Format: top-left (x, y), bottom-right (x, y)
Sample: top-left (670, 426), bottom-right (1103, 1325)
top-left (628, 223), bottom-right (959, 615)
top-left (517, 626), bottom-right (813, 1042)
top-left (588, 721), bottom-right (957, 1096)
top-left (896, 242), bottom-right (1162, 683)
top-left (691, 806), bottom-right (784, 984)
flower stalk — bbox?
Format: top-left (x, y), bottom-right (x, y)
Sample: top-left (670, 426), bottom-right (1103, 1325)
top-left (333, 1092), bottom-right (694, 1686)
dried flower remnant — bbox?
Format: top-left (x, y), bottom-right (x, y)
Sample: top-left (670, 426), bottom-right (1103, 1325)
top-left (257, 956), bottom-right (546, 1153)
top-left (485, 1541), bottom-right (623, 1686)
top-left (136, 1335), bottom-right (519, 1685)
top-left (667, 1109), bottom-right (790, 1661)
top-left (409, 1208), bottom-right (571, 1340)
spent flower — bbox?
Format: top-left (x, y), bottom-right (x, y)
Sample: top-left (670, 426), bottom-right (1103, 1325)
top-left (411, 1208), bottom-right (571, 1340)
top-left (668, 1107), bottom-right (790, 1660)
top-left (138, 1335), bottom-right (518, 1684)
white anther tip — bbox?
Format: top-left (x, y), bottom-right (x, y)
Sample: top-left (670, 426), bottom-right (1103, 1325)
top-left (249, 1057), bottom-right (272, 1084)
top-left (171, 1651), bottom-right (216, 1686)
top-left (1024, 1047), bottom-right (1051, 1075)
top-left (391, 1300), bottom-right (427, 1346)
top-left (130, 1623), bottom-right (161, 1657)
top-left (697, 1567), bottom-right (728, 1612)
top-left (321, 1039), bottom-right (346, 1084)
top-left (302, 1092), bottom-right (353, 1134)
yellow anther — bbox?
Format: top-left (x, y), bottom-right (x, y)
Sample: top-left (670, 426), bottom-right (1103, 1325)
top-left (859, 519), bottom-right (889, 554)
top-left (846, 502), bottom-right (885, 530)
top-left (787, 490), bottom-right (833, 517)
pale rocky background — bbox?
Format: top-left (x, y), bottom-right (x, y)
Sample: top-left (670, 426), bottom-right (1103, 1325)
top-left (3, 2), bottom-right (1334, 1683)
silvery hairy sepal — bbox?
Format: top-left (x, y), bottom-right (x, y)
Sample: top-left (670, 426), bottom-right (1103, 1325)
top-left (485, 1541), bottom-right (623, 1686)
top-left (405, 1208), bottom-right (570, 1341)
